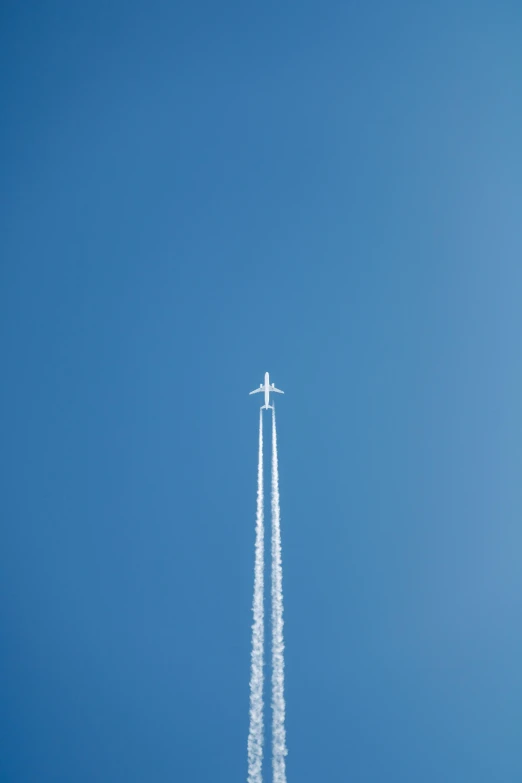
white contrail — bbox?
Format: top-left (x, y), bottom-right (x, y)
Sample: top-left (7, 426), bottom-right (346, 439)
top-left (271, 406), bottom-right (288, 783)
top-left (247, 409), bottom-right (265, 783)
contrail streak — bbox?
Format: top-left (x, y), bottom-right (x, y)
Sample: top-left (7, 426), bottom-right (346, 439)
top-left (271, 407), bottom-right (288, 783)
top-left (247, 409), bottom-right (265, 783)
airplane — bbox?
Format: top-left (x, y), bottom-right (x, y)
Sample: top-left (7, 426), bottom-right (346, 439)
top-left (249, 372), bottom-right (284, 410)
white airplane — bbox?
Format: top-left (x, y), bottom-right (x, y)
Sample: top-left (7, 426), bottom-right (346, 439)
top-left (249, 372), bottom-right (284, 410)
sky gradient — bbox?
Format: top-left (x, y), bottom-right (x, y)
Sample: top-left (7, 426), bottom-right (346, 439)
top-left (2, 2), bottom-right (522, 781)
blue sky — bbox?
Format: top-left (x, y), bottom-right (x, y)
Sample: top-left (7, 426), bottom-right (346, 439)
top-left (2, 2), bottom-right (522, 781)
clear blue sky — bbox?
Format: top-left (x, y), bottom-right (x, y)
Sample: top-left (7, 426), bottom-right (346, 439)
top-left (2, 2), bottom-right (522, 781)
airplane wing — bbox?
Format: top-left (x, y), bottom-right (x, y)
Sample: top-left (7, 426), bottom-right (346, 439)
top-left (272, 387), bottom-right (284, 394)
top-left (249, 388), bottom-right (263, 395)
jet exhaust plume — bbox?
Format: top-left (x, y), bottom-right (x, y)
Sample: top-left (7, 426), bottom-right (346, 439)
top-left (247, 409), bottom-right (265, 783)
top-left (271, 407), bottom-right (288, 783)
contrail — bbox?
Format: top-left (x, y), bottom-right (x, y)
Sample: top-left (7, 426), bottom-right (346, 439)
top-left (271, 406), bottom-right (288, 783)
top-left (247, 409), bottom-right (265, 783)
